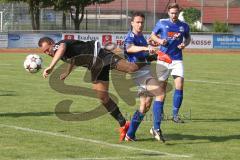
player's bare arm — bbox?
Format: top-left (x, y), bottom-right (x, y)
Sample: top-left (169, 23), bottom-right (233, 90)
top-left (126, 44), bottom-right (156, 54)
top-left (147, 37), bottom-right (160, 47)
top-left (60, 59), bottom-right (75, 80)
top-left (150, 33), bottom-right (168, 46)
top-left (177, 35), bottom-right (191, 49)
top-left (43, 43), bottom-right (66, 78)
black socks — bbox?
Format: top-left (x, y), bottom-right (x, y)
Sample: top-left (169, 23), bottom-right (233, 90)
top-left (102, 98), bottom-right (126, 127)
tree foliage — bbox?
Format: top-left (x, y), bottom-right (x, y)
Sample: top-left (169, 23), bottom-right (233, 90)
top-left (42, 0), bottom-right (114, 30)
top-left (0, 0), bottom-right (115, 30)
top-left (183, 7), bottom-right (201, 25)
top-left (182, 7), bottom-right (201, 32)
top-left (213, 21), bottom-right (231, 33)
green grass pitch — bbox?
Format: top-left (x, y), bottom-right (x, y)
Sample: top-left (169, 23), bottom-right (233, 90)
top-left (0, 53), bottom-right (239, 160)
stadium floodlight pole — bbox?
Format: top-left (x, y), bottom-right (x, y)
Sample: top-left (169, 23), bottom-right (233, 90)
top-left (98, 3), bottom-right (101, 29)
top-left (226, 0), bottom-right (229, 26)
top-left (200, 0), bottom-right (204, 30)
top-left (126, 0), bottom-right (128, 30)
top-left (0, 11), bottom-right (2, 32)
top-left (145, 0), bottom-right (148, 31)
top-left (85, 10), bottom-right (88, 31)
top-left (153, 0), bottom-right (156, 26)
top-left (69, 14), bottom-right (72, 29)
top-left (120, 0), bottom-right (123, 30)
top-left (11, 3), bottom-right (14, 30)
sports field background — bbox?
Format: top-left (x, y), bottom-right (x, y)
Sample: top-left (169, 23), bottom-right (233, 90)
top-left (0, 50), bottom-right (240, 160)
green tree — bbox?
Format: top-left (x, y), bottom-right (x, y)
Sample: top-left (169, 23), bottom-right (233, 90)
top-left (0, 0), bottom-right (114, 30)
top-left (182, 7), bottom-right (201, 32)
top-left (41, 0), bottom-right (69, 30)
top-left (51, 0), bottom-right (114, 30)
top-left (213, 21), bottom-right (231, 33)
top-left (28, 0), bottom-right (41, 30)
top-left (183, 7), bottom-right (201, 24)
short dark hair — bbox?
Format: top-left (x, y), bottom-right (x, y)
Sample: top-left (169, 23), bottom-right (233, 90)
top-left (38, 37), bottom-right (54, 47)
top-left (131, 12), bottom-right (145, 22)
top-left (168, 3), bottom-right (181, 11)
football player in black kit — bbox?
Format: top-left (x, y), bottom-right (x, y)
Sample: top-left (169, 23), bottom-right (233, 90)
top-left (38, 37), bottom-right (149, 142)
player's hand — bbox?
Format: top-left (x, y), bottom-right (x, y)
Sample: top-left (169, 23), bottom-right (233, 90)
top-left (60, 72), bottom-right (69, 80)
top-left (158, 39), bottom-right (168, 46)
top-left (147, 38), bottom-right (160, 47)
top-left (148, 45), bottom-right (157, 54)
top-left (42, 66), bottom-right (53, 78)
top-left (177, 43), bottom-right (186, 50)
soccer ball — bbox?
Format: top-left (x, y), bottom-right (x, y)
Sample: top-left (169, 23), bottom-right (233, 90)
top-left (23, 54), bottom-right (43, 73)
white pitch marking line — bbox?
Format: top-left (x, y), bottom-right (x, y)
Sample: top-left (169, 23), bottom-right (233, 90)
top-left (0, 124), bottom-right (191, 158)
top-left (21, 155), bottom-right (186, 160)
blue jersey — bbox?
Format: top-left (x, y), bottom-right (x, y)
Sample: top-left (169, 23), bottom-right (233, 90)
top-left (124, 31), bottom-right (148, 63)
top-left (152, 18), bottom-right (190, 60)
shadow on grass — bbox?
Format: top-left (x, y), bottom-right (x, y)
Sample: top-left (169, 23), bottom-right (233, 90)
top-left (0, 90), bottom-right (17, 96)
top-left (166, 133), bottom-right (240, 143)
top-left (191, 118), bottom-right (240, 122)
top-left (128, 132), bottom-right (240, 144)
top-left (0, 112), bottom-right (108, 118)
top-left (0, 112), bottom-right (70, 117)
top-left (136, 137), bottom-right (156, 142)
top-left (138, 152), bottom-right (166, 157)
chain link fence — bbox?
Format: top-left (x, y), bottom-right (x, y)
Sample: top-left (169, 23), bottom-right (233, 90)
top-left (0, 0), bottom-right (240, 32)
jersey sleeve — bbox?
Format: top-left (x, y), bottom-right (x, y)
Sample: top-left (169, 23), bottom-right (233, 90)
top-left (152, 20), bottom-right (163, 35)
top-left (124, 35), bottom-right (135, 49)
top-left (55, 40), bottom-right (69, 49)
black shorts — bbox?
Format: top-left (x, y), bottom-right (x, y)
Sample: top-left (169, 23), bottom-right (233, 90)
top-left (91, 64), bottom-right (110, 82)
top-left (70, 48), bottom-right (122, 82)
top-left (90, 49), bottom-right (122, 82)
top-left (97, 49), bottom-right (122, 69)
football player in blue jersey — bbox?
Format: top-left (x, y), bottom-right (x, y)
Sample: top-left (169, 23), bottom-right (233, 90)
top-left (150, 3), bottom-right (191, 123)
top-left (123, 12), bottom-right (166, 142)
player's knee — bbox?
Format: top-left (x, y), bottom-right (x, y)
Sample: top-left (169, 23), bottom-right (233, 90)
top-left (140, 103), bottom-right (151, 114)
top-left (127, 64), bottom-right (138, 73)
top-left (145, 105), bottom-right (151, 113)
top-left (156, 93), bottom-right (166, 101)
top-left (145, 100), bottom-right (152, 109)
top-left (98, 94), bottom-right (110, 104)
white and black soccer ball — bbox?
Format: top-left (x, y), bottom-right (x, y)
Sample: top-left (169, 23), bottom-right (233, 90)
top-left (23, 54), bottom-right (43, 73)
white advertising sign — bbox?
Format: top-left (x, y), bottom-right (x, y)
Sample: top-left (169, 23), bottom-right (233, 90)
top-left (62, 33), bottom-right (102, 42)
top-left (62, 33), bottom-right (150, 49)
top-left (62, 33), bottom-right (213, 49)
top-left (8, 33), bottom-right (61, 48)
top-left (187, 35), bottom-right (213, 49)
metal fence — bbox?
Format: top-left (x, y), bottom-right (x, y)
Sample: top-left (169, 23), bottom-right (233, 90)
top-left (0, 0), bottom-right (240, 32)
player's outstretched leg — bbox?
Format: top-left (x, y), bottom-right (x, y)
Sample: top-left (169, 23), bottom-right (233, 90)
top-left (125, 110), bottom-right (144, 141)
top-left (103, 98), bottom-right (130, 141)
top-left (125, 95), bottom-right (152, 142)
top-left (93, 81), bottom-right (129, 141)
top-left (115, 59), bottom-right (147, 73)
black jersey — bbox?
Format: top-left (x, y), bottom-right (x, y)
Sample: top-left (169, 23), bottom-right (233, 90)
top-left (52, 39), bottom-right (123, 82)
top-left (53, 39), bottom-right (95, 61)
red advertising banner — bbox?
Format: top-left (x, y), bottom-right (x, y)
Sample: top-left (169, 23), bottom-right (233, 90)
top-left (102, 35), bottom-right (112, 46)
